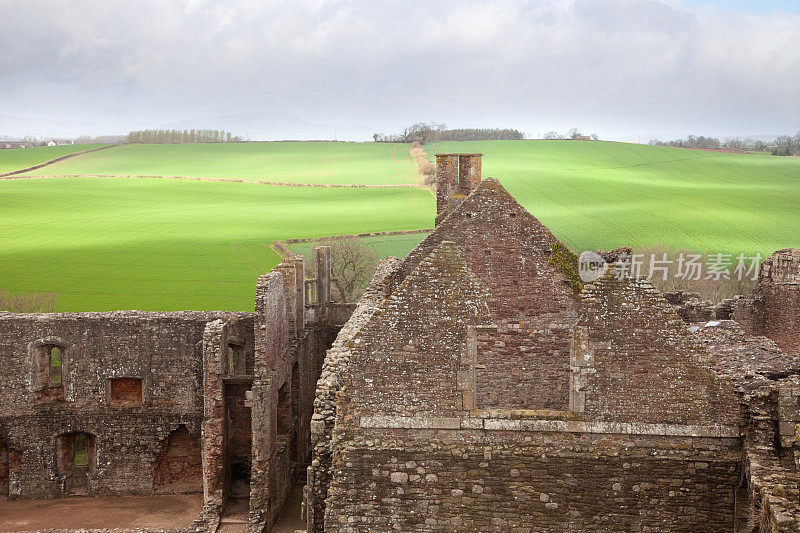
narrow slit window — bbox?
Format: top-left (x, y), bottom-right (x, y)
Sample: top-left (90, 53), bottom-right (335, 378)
top-left (49, 346), bottom-right (62, 386)
top-left (227, 345), bottom-right (235, 375)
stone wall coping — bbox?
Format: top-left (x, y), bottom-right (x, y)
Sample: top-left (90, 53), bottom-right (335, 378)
top-left (359, 415), bottom-right (740, 438)
top-left (0, 310), bottom-right (253, 321)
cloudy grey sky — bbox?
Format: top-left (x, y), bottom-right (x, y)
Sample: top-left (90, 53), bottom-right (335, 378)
top-left (1, 0), bottom-right (799, 140)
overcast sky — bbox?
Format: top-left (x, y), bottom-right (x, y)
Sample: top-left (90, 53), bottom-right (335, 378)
top-left (1, 0), bottom-right (799, 140)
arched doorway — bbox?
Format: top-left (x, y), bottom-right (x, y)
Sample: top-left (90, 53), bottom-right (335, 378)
top-left (153, 426), bottom-right (202, 493)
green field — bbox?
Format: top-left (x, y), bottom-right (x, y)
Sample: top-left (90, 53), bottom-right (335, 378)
top-left (1, 139), bottom-right (797, 312)
top-left (288, 233), bottom-right (430, 261)
top-left (0, 177), bottom-right (434, 311)
top-left (427, 140), bottom-right (800, 257)
top-left (21, 142), bottom-right (418, 185)
top-left (0, 144), bottom-right (106, 173)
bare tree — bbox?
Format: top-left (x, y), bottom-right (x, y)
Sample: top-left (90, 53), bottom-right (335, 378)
top-left (321, 237), bottom-right (379, 302)
top-left (0, 290), bottom-right (58, 312)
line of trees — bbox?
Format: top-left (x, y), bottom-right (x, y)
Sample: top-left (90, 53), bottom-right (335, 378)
top-left (649, 131), bottom-right (800, 156)
top-left (76, 135), bottom-right (126, 145)
top-left (374, 122), bottom-right (524, 143)
top-left (543, 127), bottom-right (598, 141)
top-left (125, 129), bottom-right (243, 144)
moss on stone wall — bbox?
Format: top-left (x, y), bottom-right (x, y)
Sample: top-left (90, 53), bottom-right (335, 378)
top-left (549, 241), bottom-right (583, 297)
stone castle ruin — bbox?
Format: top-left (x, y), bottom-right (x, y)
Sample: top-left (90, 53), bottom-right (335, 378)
top-left (0, 153), bottom-right (799, 532)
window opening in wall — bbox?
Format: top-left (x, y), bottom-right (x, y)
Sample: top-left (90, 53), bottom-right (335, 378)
top-left (226, 343), bottom-right (246, 376)
top-left (227, 345), bottom-right (235, 375)
top-left (74, 433), bottom-right (88, 466)
top-left (109, 378), bottom-right (143, 405)
top-left (49, 346), bottom-right (62, 386)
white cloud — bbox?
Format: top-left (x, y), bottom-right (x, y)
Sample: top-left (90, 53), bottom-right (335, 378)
top-left (0, 0), bottom-right (797, 137)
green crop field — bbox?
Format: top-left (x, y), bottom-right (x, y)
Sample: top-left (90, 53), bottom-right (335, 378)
top-left (0, 144), bottom-right (106, 173)
top-left (288, 232), bottom-right (430, 261)
top-left (0, 177), bottom-right (434, 311)
top-left (20, 142), bottom-right (418, 185)
top-left (1, 139), bottom-right (797, 312)
top-left (426, 140), bottom-right (800, 258)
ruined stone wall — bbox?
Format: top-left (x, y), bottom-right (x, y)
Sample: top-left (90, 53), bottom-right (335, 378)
top-left (325, 425), bottom-right (740, 532)
top-left (664, 290), bottom-right (741, 322)
top-left (343, 243), bottom-right (492, 419)
top-left (306, 257), bottom-right (403, 533)
top-left (572, 269), bottom-right (740, 426)
top-left (734, 249), bottom-right (800, 357)
top-left (390, 179), bottom-right (579, 411)
top-left (0, 311), bottom-right (252, 499)
top-left (249, 261), bottom-right (341, 532)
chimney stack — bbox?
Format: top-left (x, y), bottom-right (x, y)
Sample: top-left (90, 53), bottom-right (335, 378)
top-left (435, 153), bottom-right (482, 225)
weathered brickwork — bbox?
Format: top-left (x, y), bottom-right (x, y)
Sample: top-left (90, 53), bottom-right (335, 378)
top-left (307, 257), bottom-right (403, 532)
top-left (326, 428), bottom-right (740, 532)
top-left (391, 178), bottom-right (579, 411)
top-left (0, 247), bottom-right (345, 532)
top-left (0, 311), bottom-right (250, 500)
top-left (308, 153), bottom-right (800, 532)
top-left (573, 267), bottom-right (739, 425)
top-left (2, 152), bottom-right (799, 532)
top-left (735, 249), bottom-right (800, 357)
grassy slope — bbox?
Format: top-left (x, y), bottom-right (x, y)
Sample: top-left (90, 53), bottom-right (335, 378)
top-left (0, 144), bottom-right (106, 173)
top-left (21, 142), bottom-right (418, 185)
top-left (288, 233), bottom-right (429, 261)
top-left (0, 177), bottom-right (434, 311)
top-left (426, 140), bottom-right (800, 257)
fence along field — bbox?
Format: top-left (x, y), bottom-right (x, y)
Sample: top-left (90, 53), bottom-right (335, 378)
top-left (19, 141), bottom-right (420, 185)
top-left (1, 139), bottom-right (797, 312)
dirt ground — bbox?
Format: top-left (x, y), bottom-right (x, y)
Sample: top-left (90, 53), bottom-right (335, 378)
top-left (273, 485), bottom-right (305, 532)
top-left (0, 487), bottom-right (306, 533)
top-left (0, 493), bottom-right (203, 532)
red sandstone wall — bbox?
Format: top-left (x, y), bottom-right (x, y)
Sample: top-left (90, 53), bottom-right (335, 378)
top-left (345, 242), bottom-right (492, 419)
top-left (390, 179), bottom-right (579, 410)
top-left (0, 311), bottom-right (252, 499)
top-left (734, 250), bottom-right (800, 358)
top-left (574, 269), bottom-right (739, 426)
top-left (325, 428), bottom-right (740, 532)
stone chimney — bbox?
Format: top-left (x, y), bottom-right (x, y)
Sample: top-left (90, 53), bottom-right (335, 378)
top-left (435, 153), bottom-right (482, 225)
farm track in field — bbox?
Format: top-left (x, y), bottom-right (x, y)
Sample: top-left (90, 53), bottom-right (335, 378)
top-left (3, 173), bottom-right (426, 189)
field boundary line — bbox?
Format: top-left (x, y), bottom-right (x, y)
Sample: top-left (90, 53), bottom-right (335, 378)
top-left (0, 144), bottom-right (119, 177)
top-left (272, 228), bottom-right (434, 259)
top-left (2, 173), bottom-right (429, 189)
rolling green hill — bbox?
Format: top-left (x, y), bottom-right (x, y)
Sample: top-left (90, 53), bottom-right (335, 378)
top-left (20, 142), bottom-right (418, 185)
top-left (0, 177), bottom-right (434, 311)
top-left (0, 144), bottom-right (106, 174)
top-left (426, 140), bottom-right (800, 258)
top-left (2, 139), bottom-right (797, 312)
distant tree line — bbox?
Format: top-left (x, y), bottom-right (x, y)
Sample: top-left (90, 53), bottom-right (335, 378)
top-left (126, 129), bottom-right (243, 144)
top-left (649, 131), bottom-right (800, 156)
top-left (373, 122), bottom-right (524, 143)
top-left (76, 135), bottom-right (126, 145)
top-left (543, 127), bottom-right (598, 141)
